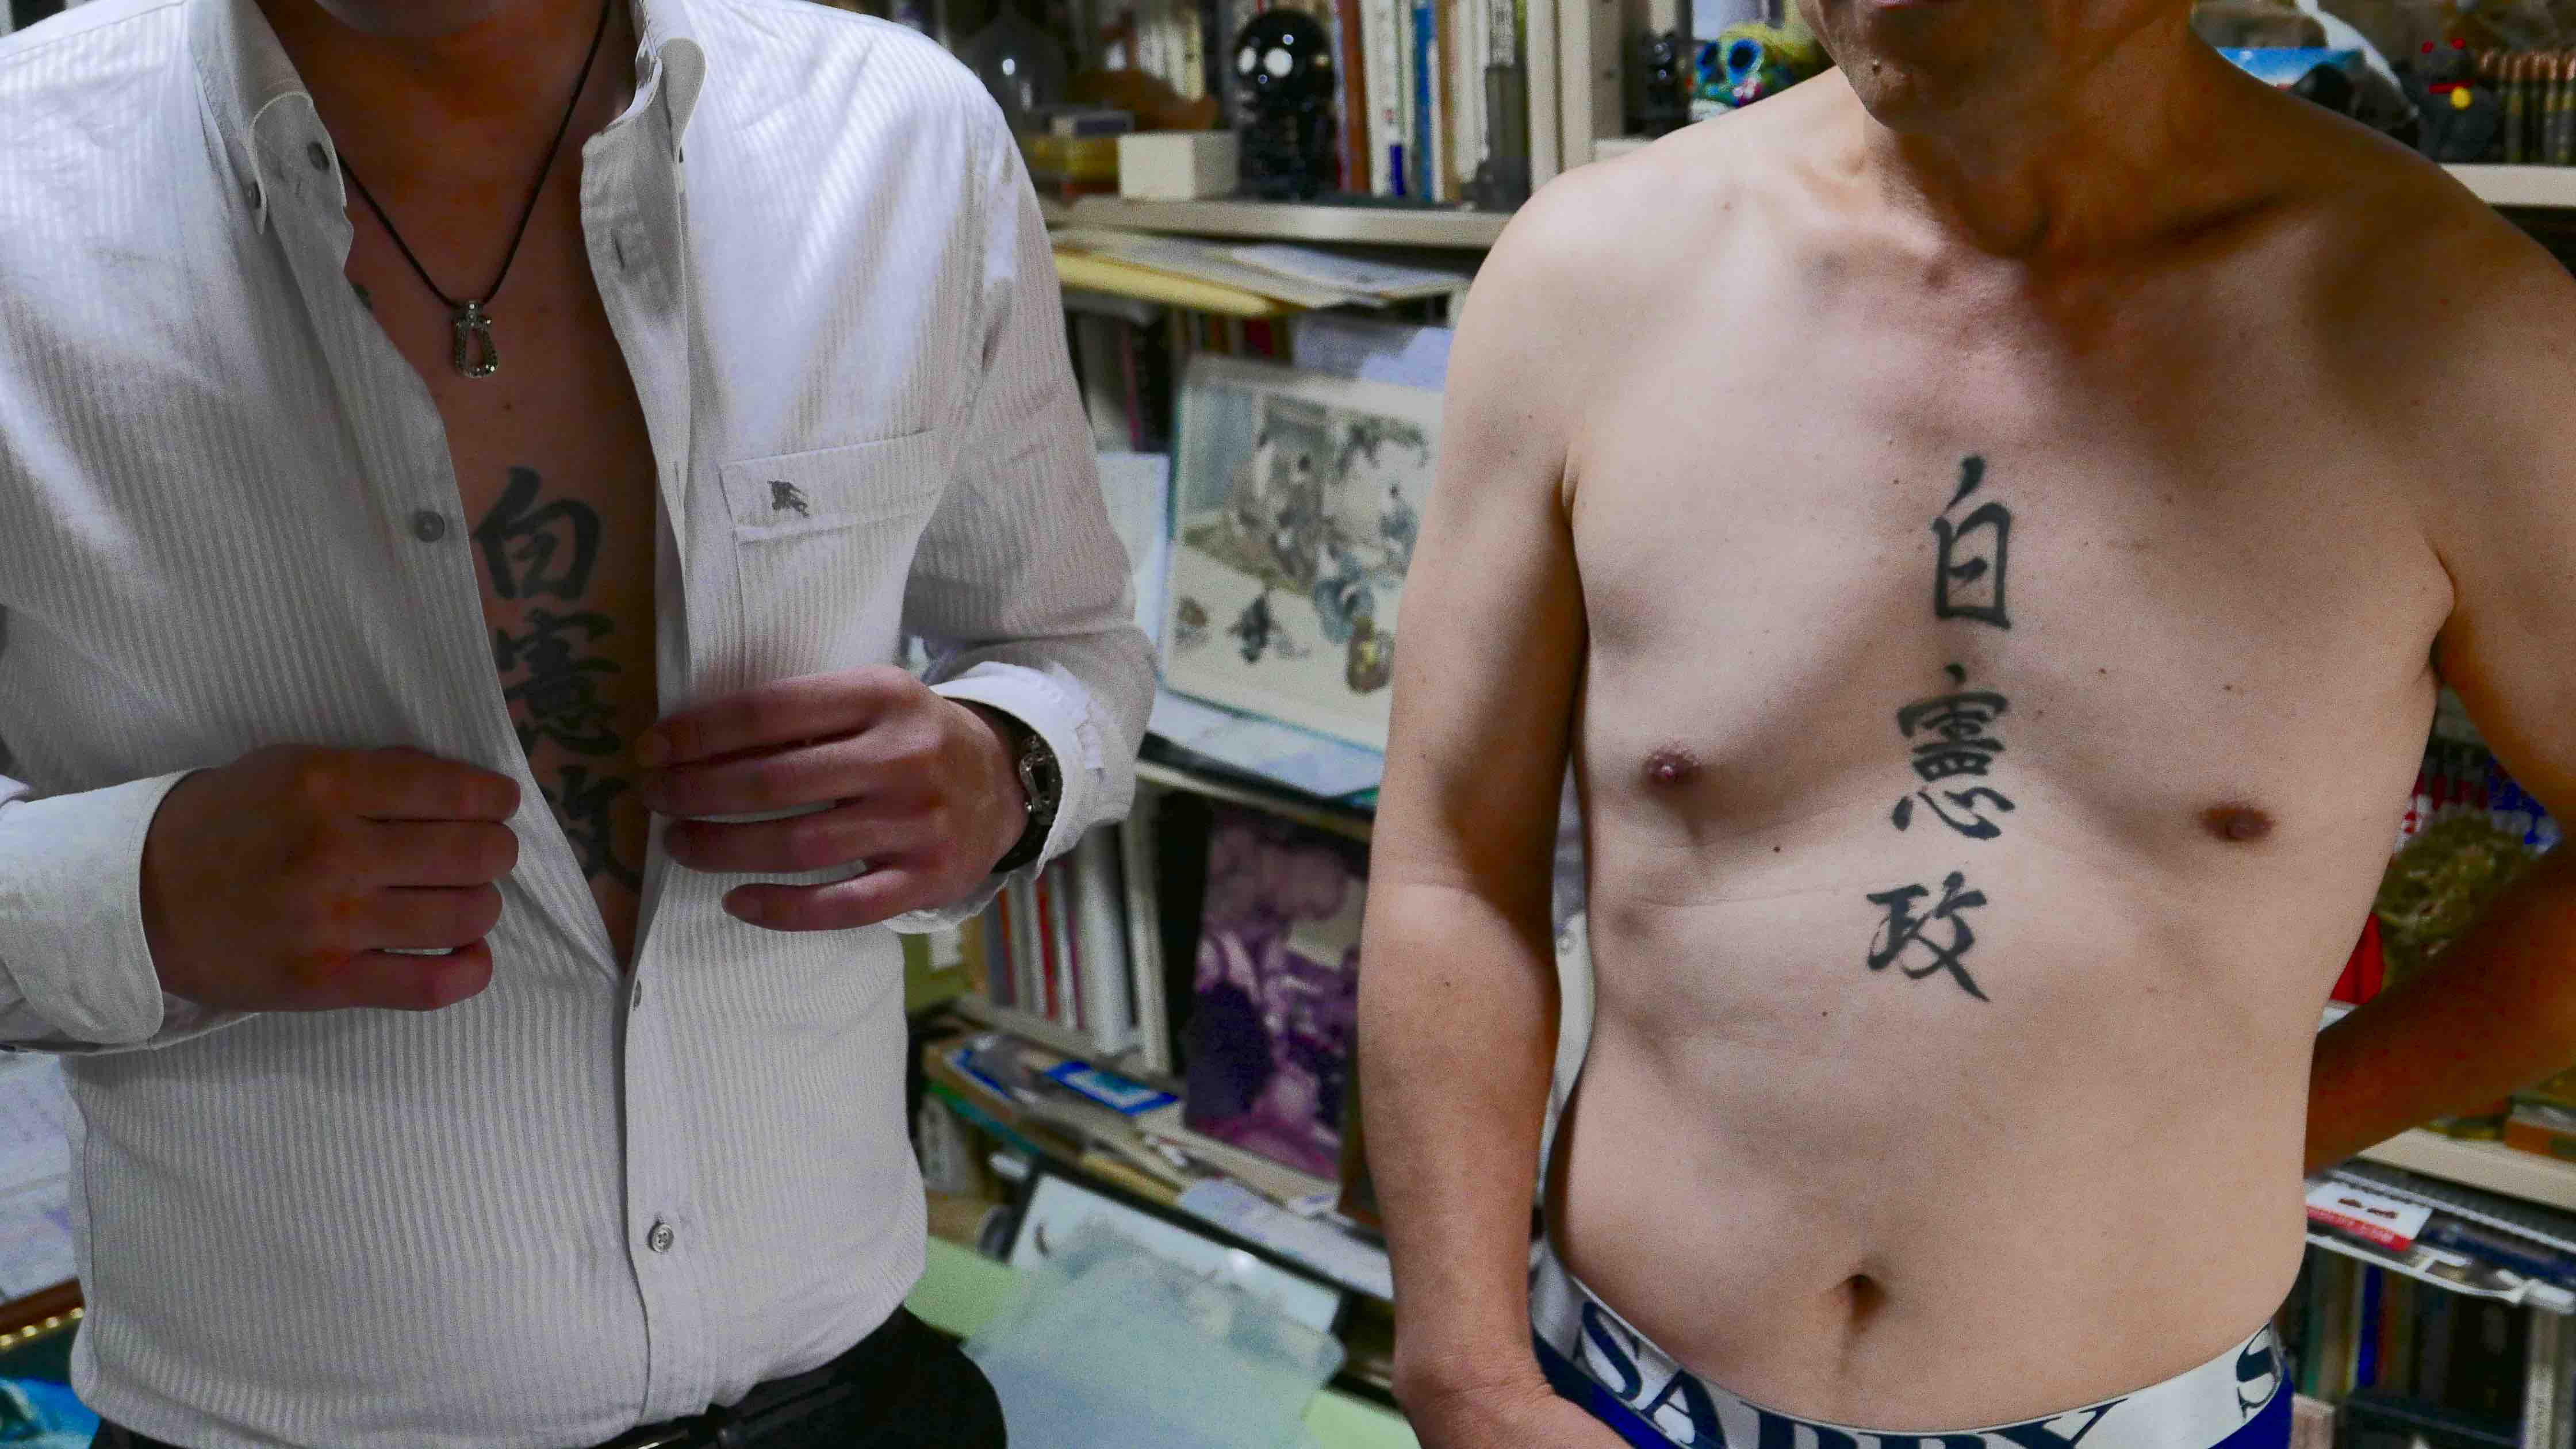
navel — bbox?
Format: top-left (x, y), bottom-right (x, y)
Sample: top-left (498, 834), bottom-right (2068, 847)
top-left (2201, 803), bottom-right (2275, 844)
top-left (1642, 746), bottom-right (1703, 790)
top-left (1837, 1272), bottom-right (1889, 1329)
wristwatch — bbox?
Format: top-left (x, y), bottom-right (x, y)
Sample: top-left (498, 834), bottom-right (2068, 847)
top-left (988, 714), bottom-right (1061, 876)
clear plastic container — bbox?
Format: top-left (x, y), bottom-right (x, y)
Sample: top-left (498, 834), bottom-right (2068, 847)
top-left (964, 1220), bottom-right (1346, 1449)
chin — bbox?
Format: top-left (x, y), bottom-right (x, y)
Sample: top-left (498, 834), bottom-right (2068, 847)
top-left (306, 0), bottom-right (529, 38)
top-left (1798, 0), bottom-right (2023, 130)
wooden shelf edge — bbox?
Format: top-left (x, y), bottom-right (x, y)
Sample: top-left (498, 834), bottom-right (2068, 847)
top-left (1044, 195), bottom-right (1510, 248)
top-left (2357, 1128), bottom-right (2576, 1212)
top-left (949, 994), bottom-right (1142, 1069)
top-left (2450, 164), bottom-right (2576, 210)
top-left (1136, 758), bottom-right (1374, 841)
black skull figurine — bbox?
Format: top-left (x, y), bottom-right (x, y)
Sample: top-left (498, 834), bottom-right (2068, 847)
top-left (1635, 28), bottom-right (1688, 137)
top-left (1233, 9), bottom-right (1339, 200)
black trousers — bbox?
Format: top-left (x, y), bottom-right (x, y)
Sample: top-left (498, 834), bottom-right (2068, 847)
top-left (93, 1308), bottom-right (1007, 1449)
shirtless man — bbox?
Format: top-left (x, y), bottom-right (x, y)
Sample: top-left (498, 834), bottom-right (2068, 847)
top-left (1359, 5), bottom-right (2576, 1448)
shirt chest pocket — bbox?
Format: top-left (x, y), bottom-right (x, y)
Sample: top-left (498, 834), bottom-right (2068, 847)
top-left (716, 432), bottom-right (952, 673)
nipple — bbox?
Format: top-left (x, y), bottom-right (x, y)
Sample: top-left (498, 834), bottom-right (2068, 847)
top-left (2201, 803), bottom-right (2275, 844)
top-left (1642, 746), bottom-right (1703, 789)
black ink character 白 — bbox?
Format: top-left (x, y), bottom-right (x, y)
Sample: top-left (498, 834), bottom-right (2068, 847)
top-left (1865, 871), bottom-right (1991, 1002)
top-left (473, 467), bottom-right (600, 601)
top-left (1931, 455), bottom-right (2011, 629)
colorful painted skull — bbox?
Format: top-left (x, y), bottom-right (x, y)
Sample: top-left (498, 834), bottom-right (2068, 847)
top-left (1695, 21), bottom-right (1828, 110)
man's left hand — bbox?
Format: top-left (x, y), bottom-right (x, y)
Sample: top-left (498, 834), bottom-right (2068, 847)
top-left (631, 667), bottom-right (1028, 931)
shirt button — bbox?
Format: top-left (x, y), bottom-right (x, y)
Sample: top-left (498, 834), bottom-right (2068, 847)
top-left (630, 977), bottom-right (643, 1010)
top-left (305, 141), bottom-right (330, 171)
top-left (409, 510), bottom-right (448, 543)
top-left (647, 1220), bottom-right (676, 1254)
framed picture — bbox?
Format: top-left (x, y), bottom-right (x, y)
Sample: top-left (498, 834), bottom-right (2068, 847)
top-left (1004, 1161), bottom-right (1347, 1333)
top-left (1160, 354), bottom-right (1442, 752)
top-left (1183, 803), bottom-right (1365, 1183)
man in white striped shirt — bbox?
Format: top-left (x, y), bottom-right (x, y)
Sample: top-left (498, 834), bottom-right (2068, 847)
top-left (0, 0), bottom-right (1153, 1442)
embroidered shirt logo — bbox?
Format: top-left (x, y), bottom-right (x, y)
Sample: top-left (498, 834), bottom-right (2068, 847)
top-left (768, 481), bottom-right (811, 518)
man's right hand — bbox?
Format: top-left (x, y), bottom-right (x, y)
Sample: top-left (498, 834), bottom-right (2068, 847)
top-left (140, 745), bottom-right (521, 1013)
top-left (1403, 1374), bottom-right (1632, 1449)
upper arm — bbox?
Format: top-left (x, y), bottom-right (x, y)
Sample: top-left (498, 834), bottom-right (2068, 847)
top-left (2423, 231), bottom-right (2576, 823)
top-left (1370, 195), bottom-right (1604, 919)
top-left (907, 93), bottom-right (1129, 645)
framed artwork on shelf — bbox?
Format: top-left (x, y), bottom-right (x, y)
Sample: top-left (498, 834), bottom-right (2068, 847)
top-left (1160, 354), bottom-right (1440, 752)
top-left (1182, 803), bottom-right (1367, 1183)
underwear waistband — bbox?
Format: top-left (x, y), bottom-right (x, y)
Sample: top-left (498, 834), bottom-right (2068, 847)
top-left (1531, 1236), bottom-right (2288, 1449)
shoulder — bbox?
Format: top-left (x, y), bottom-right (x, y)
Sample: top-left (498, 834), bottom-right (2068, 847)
top-left (1483, 78), bottom-right (1824, 313)
top-left (1468, 77), bottom-right (1832, 378)
top-left (0, 0), bottom-right (194, 273)
top-left (0, 0), bottom-right (189, 141)
top-left (2274, 114), bottom-right (2576, 489)
top-left (1455, 77), bottom-right (1837, 440)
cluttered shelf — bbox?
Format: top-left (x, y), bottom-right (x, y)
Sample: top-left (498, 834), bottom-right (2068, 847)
top-left (1044, 166), bottom-right (2576, 262)
top-left (2363, 1130), bottom-right (2576, 1216)
top-left (2452, 163), bottom-right (2576, 209)
top-left (1041, 195), bottom-right (1510, 248)
top-left (1136, 757), bottom-right (1372, 843)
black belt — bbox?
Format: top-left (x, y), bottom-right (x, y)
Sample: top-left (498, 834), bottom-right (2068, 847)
top-left (597, 1306), bottom-right (930, 1449)
top-left (106, 1308), bottom-right (933, 1449)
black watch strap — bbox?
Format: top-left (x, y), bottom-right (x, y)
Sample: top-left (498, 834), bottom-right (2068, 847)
top-left (989, 716), bottom-right (1061, 876)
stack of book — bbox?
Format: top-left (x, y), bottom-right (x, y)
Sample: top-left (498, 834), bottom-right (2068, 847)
top-left (960, 825), bottom-right (1162, 1063)
top-left (1053, 0), bottom-right (1536, 204)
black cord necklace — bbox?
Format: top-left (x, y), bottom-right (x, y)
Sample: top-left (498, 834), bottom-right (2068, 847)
top-left (340, 0), bottom-right (615, 379)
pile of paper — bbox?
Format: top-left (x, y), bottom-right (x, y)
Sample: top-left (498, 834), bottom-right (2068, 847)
top-left (1050, 229), bottom-right (1471, 313)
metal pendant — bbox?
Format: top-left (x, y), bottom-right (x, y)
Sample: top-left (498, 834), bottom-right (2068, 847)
top-left (450, 300), bottom-right (500, 378)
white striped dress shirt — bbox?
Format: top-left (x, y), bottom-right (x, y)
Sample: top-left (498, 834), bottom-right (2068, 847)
top-left (0, 0), bottom-right (1152, 1441)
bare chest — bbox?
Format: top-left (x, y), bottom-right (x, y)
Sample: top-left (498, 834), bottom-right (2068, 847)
top-left (1569, 325), bottom-right (2452, 867)
top-left (351, 206), bottom-right (661, 965)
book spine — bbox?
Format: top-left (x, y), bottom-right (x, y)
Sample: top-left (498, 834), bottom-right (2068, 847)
top-left (1176, 0), bottom-right (1210, 102)
top-left (1358, 0), bottom-right (1400, 194)
top-left (1410, 0), bottom-right (1437, 200)
top-left (1332, 0), bottom-right (1368, 192)
top-left (959, 910), bottom-right (991, 1003)
top-left (1117, 320), bottom-right (1146, 450)
top-left (990, 892), bottom-right (1017, 1009)
top-left (1525, 0), bottom-right (1558, 186)
top-left (2380, 1274), bottom-right (2414, 1398)
top-left (1075, 827), bottom-right (1140, 1055)
top-left (1118, 812), bottom-right (1175, 1075)
top-left (1144, 0), bottom-right (1174, 92)
top-left (1047, 860), bottom-right (1082, 1031)
top-left (1008, 877), bottom-right (1044, 1013)
top-left (1445, 0), bottom-right (1478, 200)
top-left (2352, 1265), bottom-right (2382, 1390)
top-left (1033, 870), bottom-right (1064, 1025)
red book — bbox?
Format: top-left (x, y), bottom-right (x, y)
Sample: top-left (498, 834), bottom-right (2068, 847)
top-left (1036, 871), bottom-right (1063, 1023)
top-left (2331, 916), bottom-right (2387, 1005)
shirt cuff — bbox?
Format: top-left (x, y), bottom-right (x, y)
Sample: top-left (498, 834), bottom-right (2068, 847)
top-left (0, 771), bottom-right (189, 1047)
top-left (885, 664), bottom-right (1101, 934)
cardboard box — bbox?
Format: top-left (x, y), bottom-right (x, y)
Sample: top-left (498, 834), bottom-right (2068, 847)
top-left (1117, 131), bottom-right (1240, 200)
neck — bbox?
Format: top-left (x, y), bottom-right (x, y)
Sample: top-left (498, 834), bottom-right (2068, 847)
top-left (1861, 14), bottom-right (2245, 259)
top-left (256, 0), bottom-right (630, 192)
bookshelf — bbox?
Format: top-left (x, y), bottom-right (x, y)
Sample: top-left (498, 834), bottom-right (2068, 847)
top-left (2360, 1129), bottom-right (2576, 1216)
top-left (1136, 758), bottom-right (1373, 842)
top-left (1041, 195), bottom-right (1511, 249)
top-left (2452, 164), bottom-right (2576, 211)
top-left (1044, 166), bottom-right (2576, 269)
